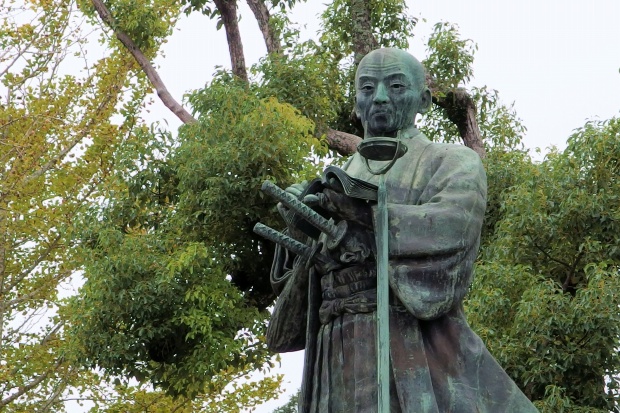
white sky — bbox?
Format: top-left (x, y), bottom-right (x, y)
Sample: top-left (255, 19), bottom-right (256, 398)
top-left (142, 1), bottom-right (620, 411)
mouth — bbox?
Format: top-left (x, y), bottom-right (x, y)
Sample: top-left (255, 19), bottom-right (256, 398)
top-left (371, 110), bottom-right (390, 117)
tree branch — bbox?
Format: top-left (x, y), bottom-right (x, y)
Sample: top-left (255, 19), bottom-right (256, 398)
top-left (433, 88), bottom-right (486, 158)
top-left (427, 74), bottom-right (485, 158)
top-left (326, 128), bottom-right (360, 156)
top-left (22, 89), bottom-right (113, 184)
top-left (39, 370), bottom-right (69, 413)
top-left (8, 323), bottom-right (63, 378)
top-left (0, 356), bottom-right (63, 408)
top-left (90, 0), bottom-right (197, 125)
top-left (213, 0), bottom-right (248, 82)
top-left (562, 250), bottom-right (585, 294)
top-left (532, 241), bottom-right (572, 270)
top-left (245, 0), bottom-right (281, 54)
top-left (0, 371), bottom-right (50, 407)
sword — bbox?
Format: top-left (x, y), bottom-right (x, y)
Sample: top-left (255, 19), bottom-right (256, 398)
top-left (261, 181), bottom-right (347, 250)
top-left (253, 223), bottom-right (338, 271)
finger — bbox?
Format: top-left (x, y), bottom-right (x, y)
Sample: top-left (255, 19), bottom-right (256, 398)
top-left (276, 202), bottom-right (289, 219)
top-left (302, 194), bottom-right (321, 207)
top-left (286, 187), bottom-right (303, 198)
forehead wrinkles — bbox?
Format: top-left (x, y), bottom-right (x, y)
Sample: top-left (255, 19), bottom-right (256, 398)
top-left (359, 64), bottom-right (405, 74)
top-left (357, 52), bottom-right (412, 83)
top-left (357, 63), bottom-right (409, 85)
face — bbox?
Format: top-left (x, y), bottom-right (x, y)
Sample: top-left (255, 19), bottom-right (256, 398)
top-left (355, 50), bottom-right (429, 137)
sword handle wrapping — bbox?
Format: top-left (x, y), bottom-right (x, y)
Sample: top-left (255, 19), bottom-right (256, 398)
top-left (253, 223), bottom-right (310, 260)
top-left (253, 223), bottom-right (339, 272)
top-left (261, 180), bottom-right (347, 249)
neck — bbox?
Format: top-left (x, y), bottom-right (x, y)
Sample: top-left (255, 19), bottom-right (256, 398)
top-left (365, 124), bottom-right (419, 139)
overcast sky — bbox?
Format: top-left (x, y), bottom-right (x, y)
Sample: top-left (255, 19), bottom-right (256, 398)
top-left (143, 1), bottom-right (620, 411)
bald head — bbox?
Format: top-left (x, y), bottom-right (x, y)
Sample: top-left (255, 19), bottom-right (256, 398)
top-left (355, 48), bottom-right (431, 137)
top-left (356, 48), bottom-right (427, 91)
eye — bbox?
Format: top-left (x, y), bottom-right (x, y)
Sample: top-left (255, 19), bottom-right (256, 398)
top-left (390, 82), bottom-right (406, 90)
top-left (361, 84), bottom-right (374, 92)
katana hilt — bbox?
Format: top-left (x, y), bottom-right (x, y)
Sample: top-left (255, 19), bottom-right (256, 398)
top-left (261, 180), bottom-right (347, 250)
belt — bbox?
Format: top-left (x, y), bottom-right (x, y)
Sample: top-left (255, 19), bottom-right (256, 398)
top-left (318, 264), bottom-right (403, 324)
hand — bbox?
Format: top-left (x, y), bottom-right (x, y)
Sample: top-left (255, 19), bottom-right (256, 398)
top-left (276, 181), bottom-right (308, 219)
top-left (284, 181), bottom-right (308, 198)
top-left (304, 188), bottom-right (373, 229)
top-left (277, 181), bottom-right (309, 241)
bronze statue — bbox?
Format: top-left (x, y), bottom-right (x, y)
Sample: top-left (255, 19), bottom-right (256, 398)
top-left (258, 48), bottom-right (538, 412)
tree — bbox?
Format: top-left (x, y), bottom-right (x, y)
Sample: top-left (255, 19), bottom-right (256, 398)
top-left (5, 0), bottom-right (616, 410)
top-left (467, 117), bottom-right (620, 412)
top-left (0, 0), bottom-right (152, 410)
top-left (66, 0), bottom-right (538, 407)
top-left (272, 389), bottom-right (299, 413)
top-left (66, 77), bottom-right (321, 400)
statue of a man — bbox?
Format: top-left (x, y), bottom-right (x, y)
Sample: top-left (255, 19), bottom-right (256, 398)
top-left (266, 48), bottom-right (538, 412)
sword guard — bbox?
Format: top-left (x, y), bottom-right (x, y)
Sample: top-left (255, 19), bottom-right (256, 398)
top-left (326, 220), bottom-right (348, 250)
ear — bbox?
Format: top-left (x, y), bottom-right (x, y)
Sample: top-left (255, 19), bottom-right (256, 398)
top-left (418, 88), bottom-right (432, 114)
top-left (353, 96), bottom-right (361, 118)
top-left (350, 108), bottom-right (363, 131)
top-left (352, 97), bottom-right (364, 127)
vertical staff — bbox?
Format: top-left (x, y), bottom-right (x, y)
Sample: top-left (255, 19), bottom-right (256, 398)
top-left (359, 127), bottom-right (407, 413)
top-left (376, 174), bottom-right (390, 413)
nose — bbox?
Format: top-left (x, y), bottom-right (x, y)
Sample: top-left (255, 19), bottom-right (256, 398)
top-left (373, 83), bottom-right (389, 104)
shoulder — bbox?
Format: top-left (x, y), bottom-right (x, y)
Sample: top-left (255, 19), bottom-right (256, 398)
top-left (420, 140), bottom-right (482, 173)
top-left (425, 140), bottom-right (481, 165)
top-left (419, 139), bottom-right (487, 192)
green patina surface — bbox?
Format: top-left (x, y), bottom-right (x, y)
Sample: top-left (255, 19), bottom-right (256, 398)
top-left (265, 48), bottom-right (539, 412)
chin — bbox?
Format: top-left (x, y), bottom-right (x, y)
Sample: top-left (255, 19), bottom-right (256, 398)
top-left (367, 119), bottom-right (390, 131)
top-left (369, 125), bottom-right (398, 136)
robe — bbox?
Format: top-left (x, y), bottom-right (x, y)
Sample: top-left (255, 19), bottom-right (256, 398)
top-left (267, 130), bottom-right (538, 412)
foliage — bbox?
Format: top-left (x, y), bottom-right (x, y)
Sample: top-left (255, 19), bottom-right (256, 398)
top-left (78, 0), bottom-right (181, 54)
top-left (0, 0), bottom-right (151, 410)
top-left (467, 117), bottom-right (620, 411)
top-left (70, 377), bottom-right (283, 413)
top-left (66, 76), bottom-right (324, 400)
top-left (420, 23), bottom-right (527, 155)
top-left (251, 39), bottom-right (345, 137)
top-left (424, 22), bottom-right (476, 91)
top-left (272, 389), bottom-right (300, 413)
top-left (5, 0), bottom-right (619, 411)
top-left (320, 0), bottom-right (417, 59)
top-left (254, 0), bottom-right (418, 144)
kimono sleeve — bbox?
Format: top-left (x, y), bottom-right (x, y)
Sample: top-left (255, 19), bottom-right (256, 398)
top-left (265, 246), bottom-right (309, 352)
top-left (376, 145), bottom-right (487, 319)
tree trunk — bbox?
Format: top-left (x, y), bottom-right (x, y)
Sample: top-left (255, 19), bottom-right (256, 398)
top-left (350, 0), bottom-right (379, 65)
top-left (213, 0), bottom-right (248, 82)
top-left (245, 0), bottom-right (281, 54)
top-left (427, 74), bottom-right (486, 158)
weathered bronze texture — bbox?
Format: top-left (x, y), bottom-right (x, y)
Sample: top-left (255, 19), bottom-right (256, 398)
top-left (263, 48), bottom-right (539, 412)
